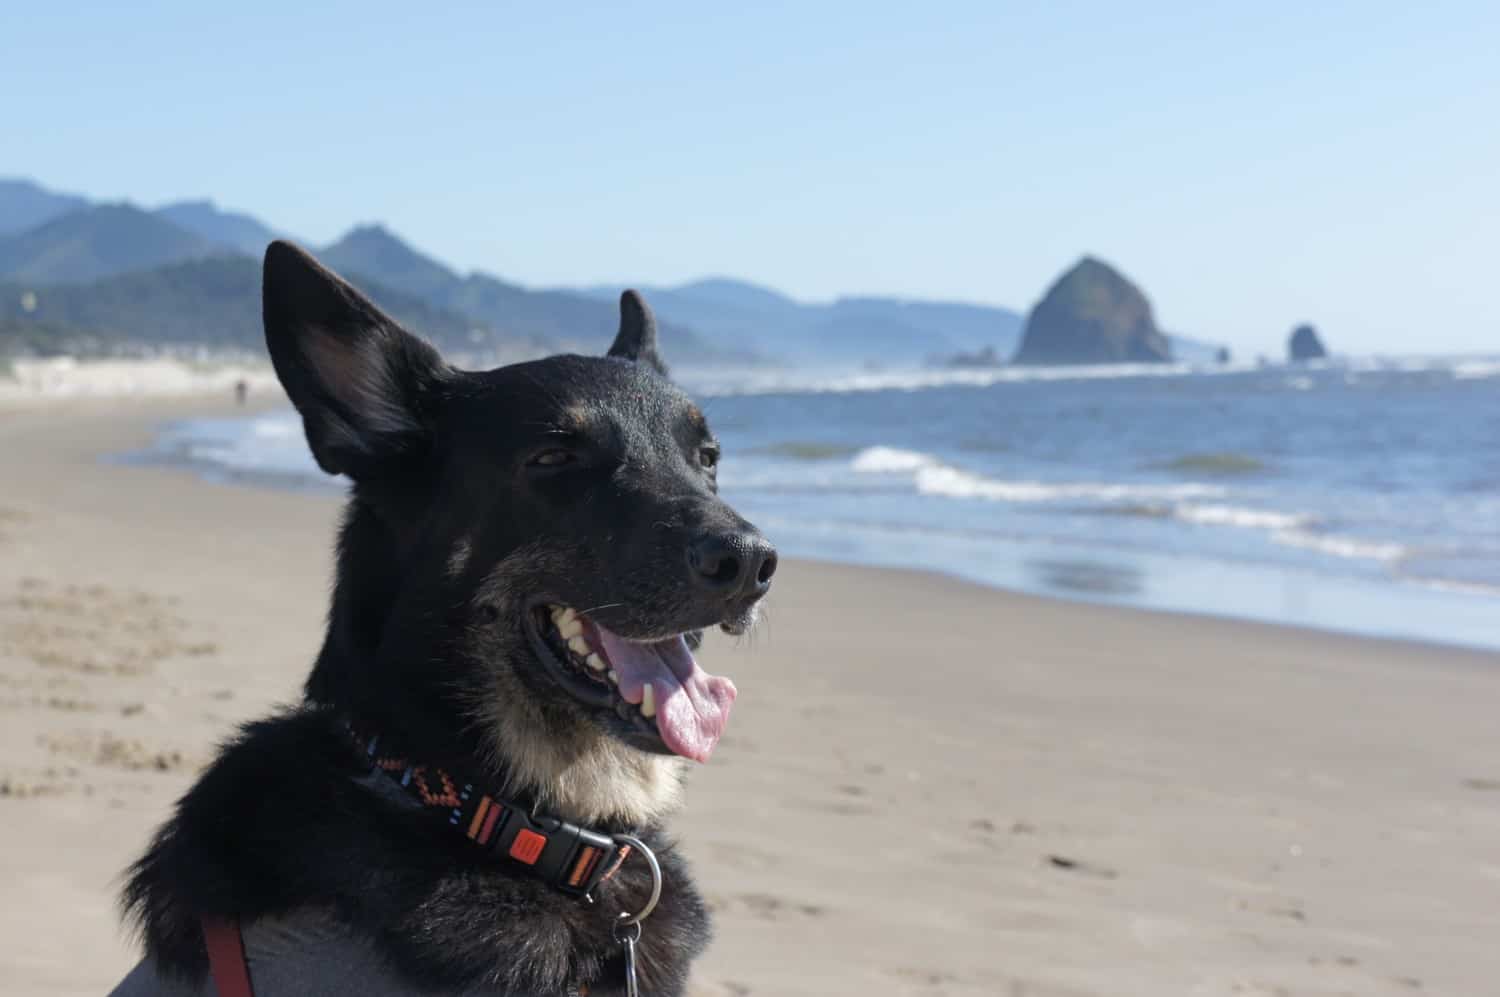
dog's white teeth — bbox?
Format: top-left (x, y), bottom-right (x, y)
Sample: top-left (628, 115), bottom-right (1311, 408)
top-left (608, 669), bottom-right (620, 685)
top-left (586, 652), bottom-right (606, 672)
top-left (641, 682), bottom-right (656, 717)
top-left (559, 618), bottom-right (583, 639)
top-left (567, 635), bottom-right (590, 656)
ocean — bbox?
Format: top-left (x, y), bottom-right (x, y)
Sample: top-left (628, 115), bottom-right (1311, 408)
top-left (130, 357), bottom-right (1500, 651)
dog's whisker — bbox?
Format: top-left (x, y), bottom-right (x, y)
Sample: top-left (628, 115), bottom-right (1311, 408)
top-left (576, 601), bottom-right (626, 616)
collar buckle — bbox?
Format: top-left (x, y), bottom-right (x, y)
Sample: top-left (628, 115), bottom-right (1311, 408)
top-left (351, 725), bottom-right (628, 898)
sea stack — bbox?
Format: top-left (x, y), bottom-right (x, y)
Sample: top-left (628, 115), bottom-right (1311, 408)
top-left (1287, 324), bottom-right (1327, 362)
top-left (1011, 256), bottom-right (1172, 365)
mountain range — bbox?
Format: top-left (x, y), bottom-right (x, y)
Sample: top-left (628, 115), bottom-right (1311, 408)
top-left (572, 280), bottom-right (1029, 364)
top-left (0, 177), bottom-right (1223, 364)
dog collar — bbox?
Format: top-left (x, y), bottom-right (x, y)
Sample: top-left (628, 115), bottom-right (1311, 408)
top-left (348, 727), bottom-right (633, 898)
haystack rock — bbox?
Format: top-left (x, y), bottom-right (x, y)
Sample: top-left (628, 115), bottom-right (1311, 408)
top-left (1011, 257), bottom-right (1172, 365)
top-left (1287, 324), bottom-right (1327, 362)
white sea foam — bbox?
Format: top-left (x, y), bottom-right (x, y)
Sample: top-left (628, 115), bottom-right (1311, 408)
top-left (1173, 504), bottom-right (1309, 531)
top-left (914, 467), bottom-right (1224, 503)
top-left (688, 361), bottom-right (1233, 398)
top-left (154, 412), bottom-right (322, 479)
top-left (1170, 503), bottom-right (1409, 563)
top-left (845, 449), bottom-right (1411, 571)
top-left (1453, 360), bottom-right (1500, 381)
top-left (1271, 529), bottom-right (1407, 563)
top-left (250, 416), bottom-right (300, 438)
top-left (684, 354), bottom-right (1500, 398)
top-left (850, 447), bottom-right (1225, 503)
top-left (850, 446), bottom-right (943, 473)
top-left (1404, 575), bottom-right (1500, 598)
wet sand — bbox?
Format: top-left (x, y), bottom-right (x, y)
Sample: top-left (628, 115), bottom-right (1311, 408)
top-left (2, 397), bottom-right (1498, 996)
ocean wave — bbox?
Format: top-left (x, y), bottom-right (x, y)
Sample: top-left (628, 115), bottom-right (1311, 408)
top-left (689, 355), bottom-right (1500, 399)
top-left (913, 467), bottom-right (1223, 503)
top-left (1453, 360), bottom-right (1500, 381)
top-left (250, 415), bottom-right (301, 438)
top-left (689, 362), bottom-right (1228, 398)
top-left (1271, 529), bottom-right (1407, 562)
top-left (1403, 576), bottom-right (1500, 598)
top-left (1341, 355), bottom-right (1500, 375)
top-left (1170, 504), bottom-right (1409, 564)
top-left (850, 447), bottom-right (1225, 503)
top-left (1394, 551), bottom-right (1500, 596)
top-left (850, 446), bottom-right (942, 473)
top-left (154, 413), bottom-right (323, 479)
top-left (1175, 504), bottom-right (1309, 531)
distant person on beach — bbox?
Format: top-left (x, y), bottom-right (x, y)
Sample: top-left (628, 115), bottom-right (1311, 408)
top-left (234, 379), bottom-right (248, 405)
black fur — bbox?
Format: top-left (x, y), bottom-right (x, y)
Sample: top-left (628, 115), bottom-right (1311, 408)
top-left (122, 242), bottom-right (776, 995)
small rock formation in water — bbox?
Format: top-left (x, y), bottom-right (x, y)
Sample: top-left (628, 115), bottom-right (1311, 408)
top-left (1012, 256), bottom-right (1172, 365)
top-left (940, 345), bottom-right (1004, 368)
top-left (1287, 323), bottom-right (1327, 361)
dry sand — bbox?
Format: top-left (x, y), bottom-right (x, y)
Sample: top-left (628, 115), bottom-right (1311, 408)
top-left (1, 397), bottom-right (1498, 997)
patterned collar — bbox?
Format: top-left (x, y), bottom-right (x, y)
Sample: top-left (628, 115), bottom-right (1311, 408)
top-left (348, 726), bottom-right (634, 898)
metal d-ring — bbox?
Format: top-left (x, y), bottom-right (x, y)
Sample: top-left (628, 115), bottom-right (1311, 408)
top-left (611, 833), bottom-right (661, 929)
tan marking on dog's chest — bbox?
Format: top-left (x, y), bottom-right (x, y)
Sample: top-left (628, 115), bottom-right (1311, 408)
top-left (494, 721), bottom-right (688, 827)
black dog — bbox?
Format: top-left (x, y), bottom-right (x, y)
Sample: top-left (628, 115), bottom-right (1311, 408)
top-left (112, 242), bottom-right (776, 996)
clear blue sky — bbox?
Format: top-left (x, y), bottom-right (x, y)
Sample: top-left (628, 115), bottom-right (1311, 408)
top-left (7, 2), bottom-right (1498, 356)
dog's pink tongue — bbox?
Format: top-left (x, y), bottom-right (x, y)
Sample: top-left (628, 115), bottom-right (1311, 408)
top-left (594, 628), bottom-right (736, 763)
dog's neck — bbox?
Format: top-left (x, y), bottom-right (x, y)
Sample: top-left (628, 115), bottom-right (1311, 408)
top-left (482, 714), bottom-right (690, 828)
top-left (342, 707), bottom-right (689, 830)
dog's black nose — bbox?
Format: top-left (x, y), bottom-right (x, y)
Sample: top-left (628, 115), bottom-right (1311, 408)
top-left (689, 533), bottom-right (778, 600)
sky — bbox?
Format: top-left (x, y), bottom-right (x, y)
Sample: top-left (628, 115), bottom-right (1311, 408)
top-left (6, 1), bottom-right (1498, 357)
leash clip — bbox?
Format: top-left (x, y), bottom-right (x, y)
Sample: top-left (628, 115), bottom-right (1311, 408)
top-left (610, 833), bottom-right (661, 927)
top-left (609, 833), bottom-right (660, 997)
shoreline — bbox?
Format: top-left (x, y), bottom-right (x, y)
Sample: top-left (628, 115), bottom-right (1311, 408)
top-left (3, 396), bottom-right (1500, 996)
top-left (117, 396), bottom-right (1500, 655)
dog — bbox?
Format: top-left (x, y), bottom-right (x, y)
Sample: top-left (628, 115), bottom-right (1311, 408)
top-left (109, 242), bottom-right (777, 996)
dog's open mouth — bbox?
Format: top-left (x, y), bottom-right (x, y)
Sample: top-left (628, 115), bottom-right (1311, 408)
top-left (525, 604), bottom-right (737, 763)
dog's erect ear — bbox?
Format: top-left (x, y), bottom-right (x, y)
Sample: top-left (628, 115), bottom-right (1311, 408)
top-left (607, 289), bottom-right (667, 375)
top-left (262, 240), bottom-right (451, 478)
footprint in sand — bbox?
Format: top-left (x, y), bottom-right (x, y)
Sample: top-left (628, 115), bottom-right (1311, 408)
top-left (890, 967), bottom-right (962, 988)
top-left (702, 841), bottom-right (783, 873)
top-left (887, 967), bottom-right (1082, 997)
top-left (706, 891), bottom-right (827, 921)
top-left (690, 983), bottom-right (751, 997)
top-left (1045, 854), bottom-right (1119, 880)
top-left (0, 506), bottom-right (28, 544)
top-left (802, 792), bottom-right (877, 817)
top-left (0, 693), bottom-right (100, 712)
top-left (0, 767), bottom-right (77, 799)
top-left (38, 729), bottom-right (198, 773)
top-left (0, 578), bottom-right (217, 677)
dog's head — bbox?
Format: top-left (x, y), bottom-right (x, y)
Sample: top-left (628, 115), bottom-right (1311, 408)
top-left (262, 242), bottom-right (774, 822)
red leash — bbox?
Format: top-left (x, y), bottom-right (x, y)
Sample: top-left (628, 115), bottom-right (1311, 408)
top-left (201, 916), bottom-right (255, 997)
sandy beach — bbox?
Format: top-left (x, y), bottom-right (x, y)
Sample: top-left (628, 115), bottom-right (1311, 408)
top-left (2, 396), bottom-right (1498, 997)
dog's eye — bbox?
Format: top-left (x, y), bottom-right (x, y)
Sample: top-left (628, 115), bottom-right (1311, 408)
top-left (699, 446), bottom-right (720, 470)
top-left (529, 449), bottom-right (576, 468)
